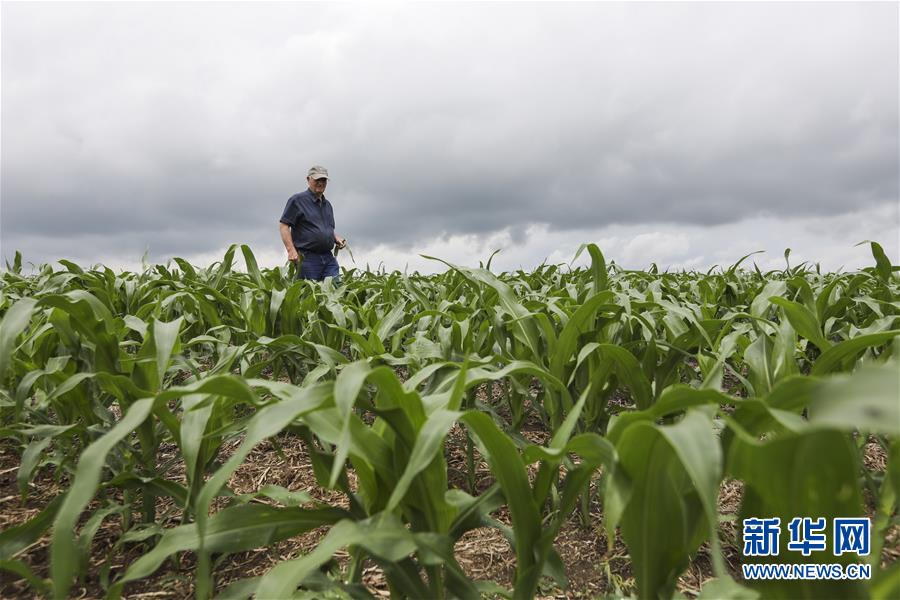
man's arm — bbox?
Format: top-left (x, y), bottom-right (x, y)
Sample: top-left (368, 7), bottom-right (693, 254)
top-left (334, 233), bottom-right (346, 249)
top-left (280, 223), bottom-right (299, 262)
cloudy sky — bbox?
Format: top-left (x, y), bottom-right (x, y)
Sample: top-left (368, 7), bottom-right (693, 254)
top-left (2, 2), bottom-right (898, 274)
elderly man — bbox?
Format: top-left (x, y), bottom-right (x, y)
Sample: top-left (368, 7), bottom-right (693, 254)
top-left (279, 165), bottom-right (347, 282)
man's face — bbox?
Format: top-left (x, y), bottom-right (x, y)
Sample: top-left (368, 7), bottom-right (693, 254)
top-left (308, 176), bottom-right (327, 197)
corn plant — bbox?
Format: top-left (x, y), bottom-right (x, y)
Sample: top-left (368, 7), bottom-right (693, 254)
top-left (0, 241), bottom-right (897, 599)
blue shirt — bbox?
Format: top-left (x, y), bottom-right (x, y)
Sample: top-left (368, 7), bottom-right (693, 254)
top-left (280, 189), bottom-right (336, 254)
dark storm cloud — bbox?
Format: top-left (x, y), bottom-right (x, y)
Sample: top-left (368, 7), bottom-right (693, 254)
top-left (2, 2), bottom-right (897, 267)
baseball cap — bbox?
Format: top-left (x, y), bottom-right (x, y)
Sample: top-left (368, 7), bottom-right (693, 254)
top-left (308, 165), bottom-right (329, 179)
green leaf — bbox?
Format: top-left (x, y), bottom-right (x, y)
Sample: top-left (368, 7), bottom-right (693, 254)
top-left (0, 559), bottom-right (50, 596)
top-left (811, 331), bottom-right (900, 375)
top-left (152, 317), bottom-right (183, 390)
top-left (857, 240), bottom-right (894, 282)
top-left (749, 279), bottom-right (787, 319)
top-left (17, 436), bottom-right (53, 497)
top-left (421, 257), bottom-right (544, 366)
top-left (550, 290), bottom-right (616, 380)
top-left (212, 244), bottom-right (237, 289)
top-left (240, 244), bottom-right (264, 288)
top-left (574, 343), bottom-right (653, 409)
top-left (808, 364), bottom-right (900, 436)
top-left (769, 297), bottom-right (830, 350)
top-left (607, 386), bottom-right (733, 445)
top-left (253, 485), bottom-right (314, 507)
top-left (179, 393), bottom-right (214, 512)
top-left (744, 331), bottom-right (775, 396)
top-left (329, 360), bottom-right (372, 489)
top-left (572, 243), bottom-right (608, 294)
top-left (255, 515), bottom-right (418, 598)
top-left (172, 256), bottom-right (197, 278)
top-left (375, 300), bottom-right (408, 342)
top-left (193, 383), bottom-right (333, 555)
top-left (217, 576), bottom-right (261, 600)
top-left (698, 576), bottom-right (760, 599)
top-left (460, 411), bottom-right (542, 599)
top-left (0, 297), bottom-right (37, 379)
top-left (615, 410), bottom-right (723, 599)
top-left (51, 397), bottom-right (156, 599)
top-left (115, 505), bottom-right (346, 589)
top-left (387, 408), bottom-right (460, 512)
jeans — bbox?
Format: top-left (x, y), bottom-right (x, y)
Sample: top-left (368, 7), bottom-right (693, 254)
top-left (299, 251), bottom-right (340, 284)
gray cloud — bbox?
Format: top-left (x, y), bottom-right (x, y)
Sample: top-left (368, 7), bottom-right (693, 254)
top-left (2, 2), bottom-right (897, 268)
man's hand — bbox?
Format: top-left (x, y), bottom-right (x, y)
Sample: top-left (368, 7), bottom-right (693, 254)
top-left (279, 222), bottom-right (299, 263)
top-left (334, 235), bottom-right (347, 250)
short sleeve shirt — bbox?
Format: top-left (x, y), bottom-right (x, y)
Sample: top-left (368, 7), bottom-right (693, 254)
top-left (279, 189), bottom-right (336, 254)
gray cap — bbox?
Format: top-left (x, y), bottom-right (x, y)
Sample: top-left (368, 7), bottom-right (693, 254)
top-left (307, 165), bottom-right (329, 179)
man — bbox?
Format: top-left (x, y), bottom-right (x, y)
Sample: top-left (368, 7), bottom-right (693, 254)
top-left (279, 165), bottom-right (347, 282)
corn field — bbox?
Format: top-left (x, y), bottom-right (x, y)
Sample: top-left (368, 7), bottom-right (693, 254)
top-left (1, 242), bottom-right (898, 599)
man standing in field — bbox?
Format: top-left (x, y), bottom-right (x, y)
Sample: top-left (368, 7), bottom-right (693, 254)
top-left (279, 165), bottom-right (347, 283)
